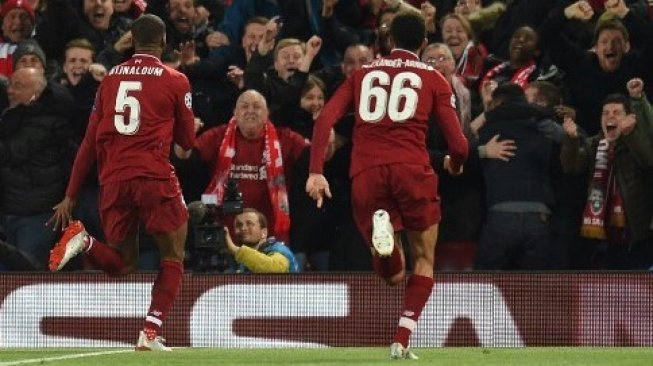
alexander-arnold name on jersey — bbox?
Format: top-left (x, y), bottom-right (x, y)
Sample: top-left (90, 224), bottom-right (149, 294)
top-left (364, 58), bottom-right (433, 71)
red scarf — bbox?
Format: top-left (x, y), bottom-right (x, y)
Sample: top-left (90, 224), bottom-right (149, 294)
top-left (205, 118), bottom-right (291, 241)
top-left (456, 41), bottom-right (488, 87)
top-left (481, 59), bottom-right (536, 90)
top-left (580, 139), bottom-right (626, 243)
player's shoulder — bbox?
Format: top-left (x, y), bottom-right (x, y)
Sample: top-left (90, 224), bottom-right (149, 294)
top-left (163, 64), bottom-right (191, 84)
top-left (160, 63), bottom-right (182, 77)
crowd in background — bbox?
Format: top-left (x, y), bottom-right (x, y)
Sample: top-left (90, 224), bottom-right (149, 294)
top-left (0, 0), bottom-right (652, 272)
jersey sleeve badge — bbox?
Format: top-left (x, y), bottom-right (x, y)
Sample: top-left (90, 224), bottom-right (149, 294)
top-left (185, 92), bottom-right (192, 109)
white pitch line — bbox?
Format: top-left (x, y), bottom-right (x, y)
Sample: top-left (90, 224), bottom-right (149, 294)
top-left (0, 349), bottom-right (133, 365)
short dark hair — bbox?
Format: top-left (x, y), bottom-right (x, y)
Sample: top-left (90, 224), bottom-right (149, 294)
top-left (527, 81), bottom-right (561, 108)
top-left (594, 19), bottom-right (629, 45)
top-left (245, 16), bottom-right (269, 28)
top-left (132, 14), bottom-right (166, 50)
top-left (602, 93), bottom-right (631, 114)
top-left (389, 12), bottom-right (426, 52)
top-left (492, 82), bottom-right (526, 104)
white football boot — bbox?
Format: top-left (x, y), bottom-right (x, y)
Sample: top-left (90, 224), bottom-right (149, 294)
top-left (390, 342), bottom-right (419, 360)
top-left (135, 330), bottom-right (172, 351)
top-left (372, 209), bottom-right (394, 257)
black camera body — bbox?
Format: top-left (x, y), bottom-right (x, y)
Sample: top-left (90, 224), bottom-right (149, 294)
top-left (189, 179), bottom-right (244, 272)
top-left (194, 179), bottom-right (244, 249)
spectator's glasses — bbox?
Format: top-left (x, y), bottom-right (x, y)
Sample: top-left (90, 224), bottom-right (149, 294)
top-left (424, 55), bottom-right (452, 66)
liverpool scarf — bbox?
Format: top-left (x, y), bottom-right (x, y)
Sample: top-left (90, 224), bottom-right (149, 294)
top-left (580, 139), bottom-right (625, 242)
top-left (481, 59), bottom-right (536, 90)
top-left (205, 118), bottom-right (291, 240)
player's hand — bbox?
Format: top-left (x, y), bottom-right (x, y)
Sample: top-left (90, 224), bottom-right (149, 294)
top-left (47, 196), bottom-right (76, 232)
top-left (627, 78), bottom-right (644, 99)
top-left (306, 173), bottom-right (332, 208)
top-left (562, 116), bottom-right (579, 138)
top-left (444, 155), bottom-right (464, 176)
top-left (564, 0), bottom-right (594, 21)
top-left (485, 134), bottom-right (516, 162)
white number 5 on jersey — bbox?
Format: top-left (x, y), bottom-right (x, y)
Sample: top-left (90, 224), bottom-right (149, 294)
top-left (114, 81), bottom-right (142, 135)
top-left (359, 70), bottom-right (422, 123)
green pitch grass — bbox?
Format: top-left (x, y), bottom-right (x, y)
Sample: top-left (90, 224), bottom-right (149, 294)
top-left (1, 347), bottom-right (653, 366)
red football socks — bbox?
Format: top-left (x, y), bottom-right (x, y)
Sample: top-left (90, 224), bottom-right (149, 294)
top-left (84, 236), bottom-right (126, 276)
top-left (144, 260), bottom-right (184, 334)
top-left (393, 274), bottom-right (435, 347)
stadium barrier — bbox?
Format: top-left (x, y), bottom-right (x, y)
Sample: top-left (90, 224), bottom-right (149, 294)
top-left (0, 272), bottom-right (651, 348)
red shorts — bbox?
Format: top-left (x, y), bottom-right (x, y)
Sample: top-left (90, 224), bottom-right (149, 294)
top-left (351, 164), bottom-right (440, 244)
top-left (99, 177), bottom-right (188, 243)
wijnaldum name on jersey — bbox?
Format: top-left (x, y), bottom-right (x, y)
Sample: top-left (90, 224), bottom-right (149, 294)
top-left (109, 66), bottom-right (164, 76)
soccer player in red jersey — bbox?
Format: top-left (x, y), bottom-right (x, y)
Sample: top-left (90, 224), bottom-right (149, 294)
top-left (47, 14), bottom-right (195, 351)
top-left (306, 12), bottom-right (468, 359)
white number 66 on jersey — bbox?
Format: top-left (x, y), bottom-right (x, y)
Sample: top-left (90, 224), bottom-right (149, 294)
top-left (359, 71), bottom-right (422, 123)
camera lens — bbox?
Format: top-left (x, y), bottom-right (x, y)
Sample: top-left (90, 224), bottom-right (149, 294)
top-left (202, 230), bottom-right (215, 245)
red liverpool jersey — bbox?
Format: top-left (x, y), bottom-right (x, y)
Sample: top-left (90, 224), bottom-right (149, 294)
top-left (310, 49), bottom-right (468, 176)
top-left (66, 54), bottom-right (195, 198)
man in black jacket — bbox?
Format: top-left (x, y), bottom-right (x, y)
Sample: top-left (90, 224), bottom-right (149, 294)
top-left (0, 67), bottom-right (74, 270)
top-left (475, 83), bottom-right (561, 270)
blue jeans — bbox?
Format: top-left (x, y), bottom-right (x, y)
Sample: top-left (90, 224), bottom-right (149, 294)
top-left (1, 212), bottom-right (59, 270)
top-left (474, 211), bottom-right (551, 270)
